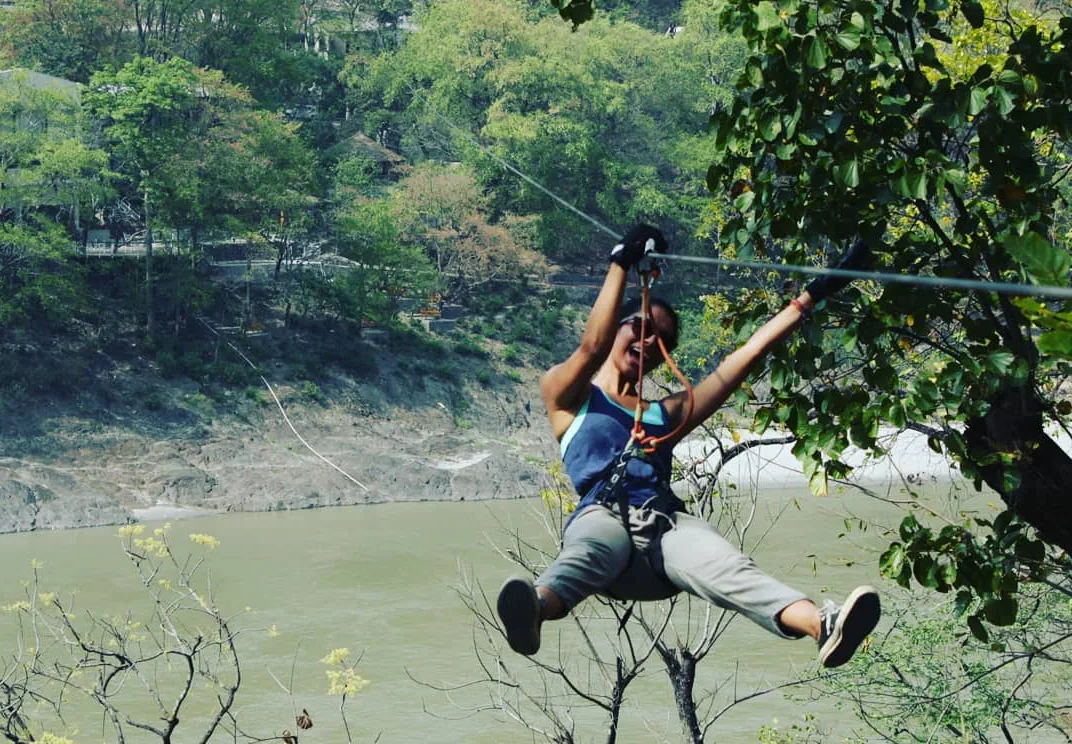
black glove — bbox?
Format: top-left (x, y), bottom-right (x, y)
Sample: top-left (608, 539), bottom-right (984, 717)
top-left (609, 224), bottom-right (668, 270)
top-left (805, 237), bottom-right (871, 302)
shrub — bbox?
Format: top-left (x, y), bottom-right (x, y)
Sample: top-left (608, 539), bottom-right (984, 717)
top-left (502, 344), bottom-right (522, 366)
top-left (302, 380), bottom-right (326, 404)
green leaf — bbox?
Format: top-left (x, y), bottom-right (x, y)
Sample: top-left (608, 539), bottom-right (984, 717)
top-left (938, 560), bottom-right (957, 589)
top-left (983, 596), bottom-right (1018, 626)
top-left (987, 350), bottom-right (1016, 374)
top-left (968, 87), bottom-right (989, 116)
top-left (943, 168), bottom-right (967, 195)
top-left (822, 111), bottom-right (844, 134)
top-left (754, 407), bottom-right (774, 433)
top-left (833, 158), bottom-right (860, 188)
top-left (808, 467), bottom-right (828, 496)
top-left (755, 1), bottom-right (783, 31)
top-left (886, 399), bottom-right (907, 428)
top-left (734, 190), bottom-right (756, 211)
top-left (907, 169), bottom-right (927, 199)
top-left (706, 165), bottom-right (721, 193)
top-left (962, 0), bottom-right (984, 27)
top-left (759, 114), bottom-right (783, 141)
top-left (997, 69), bottom-right (1022, 87)
top-left (1037, 330), bottom-right (1072, 358)
top-left (913, 554), bottom-right (938, 588)
top-left (879, 544), bottom-right (906, 581)
top-left (992, 86), bottom-right (1016, 115)
top-left (968, 614), bottom-right (989, 642)
top-left (776, 143), bottom-right (797, 160)
top-left (835, 27), bottom-right (861, 51)
top-left (770, 360), bottom-right (787, 390)
top-left (1004, 232), bottom-right (1070, 286)
top-left (804, 35), bottom-right (829, 69)
top-left (899, 514), bottom-right (921, 541)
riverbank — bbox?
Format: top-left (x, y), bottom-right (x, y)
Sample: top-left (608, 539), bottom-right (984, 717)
top-left (1, 397), bottom-right (985, 533)
top-left (0, 359), bottom-right (556, 533)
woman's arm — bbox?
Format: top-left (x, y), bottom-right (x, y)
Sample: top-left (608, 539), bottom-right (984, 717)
top-left (540, 264), bottom-right (629, 439)
top-left (541, 225), bottom-right (668, 440)
top-left (662, 236), bottom-right (871, 443)
top-left (662, 291), bottom-right (815, 442)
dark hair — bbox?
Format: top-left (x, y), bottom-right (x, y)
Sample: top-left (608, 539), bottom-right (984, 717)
top-left (620, 296), bottom-right (680, 349)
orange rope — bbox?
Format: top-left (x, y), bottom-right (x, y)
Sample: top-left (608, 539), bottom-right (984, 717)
top-left (629, 269), bottom-right (695, 454)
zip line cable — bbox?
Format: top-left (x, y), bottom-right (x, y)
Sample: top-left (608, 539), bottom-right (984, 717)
top-left (425, 103), bottom-right (1072, 302)
top-left (197, 317), bottom-right (371, 492)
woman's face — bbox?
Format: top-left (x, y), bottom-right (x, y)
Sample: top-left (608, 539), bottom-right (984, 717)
top-left (613, 305), bottom-right (678, 380)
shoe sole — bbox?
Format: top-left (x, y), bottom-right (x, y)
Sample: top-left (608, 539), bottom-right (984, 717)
top-left (497, 577), bottom-right (541, 656)
top-left (819, 585), bottom-right (880, 668)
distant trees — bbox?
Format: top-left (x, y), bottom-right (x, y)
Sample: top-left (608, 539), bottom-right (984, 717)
top-left (391, 162), bottom-right (547, 303)
top-left (84, 56), bottom-right (317, 334)
top-left (0, 70), bottom-right (108, 328)
top-left (0, 0), bottom-right (128, 83)
top-left (342, 0), bottom-right (740, 262)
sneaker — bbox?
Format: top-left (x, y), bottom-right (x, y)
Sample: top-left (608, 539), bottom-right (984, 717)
top-left (817, 585), bottom-right (880, 668)
top-left (497, 576), bottom-right (542, 656)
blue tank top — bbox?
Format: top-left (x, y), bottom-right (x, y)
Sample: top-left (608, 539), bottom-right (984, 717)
top-left (561, 386), bottom-right (676, 516)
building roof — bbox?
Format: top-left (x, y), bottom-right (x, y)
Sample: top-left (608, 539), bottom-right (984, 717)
top-left (340, 132), bottom-right (406, 164)
top-left (0, 68), bottom-right (81, 99)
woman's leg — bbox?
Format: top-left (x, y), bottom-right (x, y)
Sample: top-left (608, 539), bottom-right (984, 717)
top-left (658, 513), bottom-right (809, 638)
top-left (498, 506), bottom-right (632, 655)
top-left (659, 514), bottom-right (880, 666)
top-left (536, 505), bottom-right (633, 616)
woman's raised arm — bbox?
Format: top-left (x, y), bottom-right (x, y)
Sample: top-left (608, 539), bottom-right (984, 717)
top-left (541, 225), bottom-right (668, 439)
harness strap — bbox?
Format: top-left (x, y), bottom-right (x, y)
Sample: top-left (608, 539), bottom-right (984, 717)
top-left (592, 443), bottom-right (684, 582)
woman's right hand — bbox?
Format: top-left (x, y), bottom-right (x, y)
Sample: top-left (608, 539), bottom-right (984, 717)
top-left (609, 224), bottom-right (668, 270)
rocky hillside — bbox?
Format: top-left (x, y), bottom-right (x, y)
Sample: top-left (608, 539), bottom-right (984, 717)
top-left (0, 321), bottom-right (561, 533)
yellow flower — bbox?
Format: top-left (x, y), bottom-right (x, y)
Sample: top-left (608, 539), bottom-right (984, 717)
top-left (319, 648), bottom-right (350, 666)
top-left (133, 536), bottom-right (170, 557)
top-left (118, 524), bottom-right (145, 537)
top-left (326, 668), bottom-right (371, 696)
top-left (189, 533), bottom-right (221, 549)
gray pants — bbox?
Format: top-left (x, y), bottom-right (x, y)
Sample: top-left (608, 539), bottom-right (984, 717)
top-left (536, 505), bottom-right (807, 638)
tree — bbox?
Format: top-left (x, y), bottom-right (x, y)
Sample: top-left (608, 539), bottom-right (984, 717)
top-left (85, 56), bottom-right (318, 335)
top-left (343, 0), bottom-right (719, 262)
top-left (0, 525), bottom-right (375, 743)
top-left (0, 220), bottom-right (86, 330)
top-left (808, 584), bottom-right (1072, 742)
top-left (0, 0), bottom-right (129, 83)
top-left (0, 70), bottom-right (108, 331)
top-left (699, 0), bottom-right (1072, 639)
top-left (329, 195), bottom-right (433, 332)
top-left (390, 162), bottom-right (548, 303)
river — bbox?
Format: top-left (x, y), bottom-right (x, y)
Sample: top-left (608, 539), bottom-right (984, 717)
top-left (0, 484), bottom-right (972, 743)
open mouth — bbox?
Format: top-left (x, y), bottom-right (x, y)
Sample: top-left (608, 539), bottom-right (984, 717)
top-left (627, 344), bottom-right (658, 368)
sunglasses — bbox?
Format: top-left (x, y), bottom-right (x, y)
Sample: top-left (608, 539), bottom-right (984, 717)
top-left (620, 314), bottom-right (676, 351)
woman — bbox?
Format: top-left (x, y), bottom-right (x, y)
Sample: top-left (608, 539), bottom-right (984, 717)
top-left (497, 224), bottom-right (880, 668)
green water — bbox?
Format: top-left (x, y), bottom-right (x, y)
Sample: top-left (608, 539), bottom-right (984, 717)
top-left (0, 488), bottom-right (937, 743)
